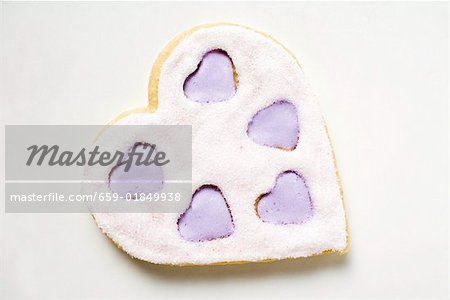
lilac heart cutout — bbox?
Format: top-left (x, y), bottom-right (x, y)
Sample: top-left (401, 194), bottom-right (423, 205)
top-left (178, 186), bottom-right (234, 242)
top-left (247, 100), bottom-right (299, 150)
top-left (183, 50), bottom-right (236, 103)
top-left (109, 143), bottom-right (164, 197)
top-left (257, 171), bottom-right (313, 225)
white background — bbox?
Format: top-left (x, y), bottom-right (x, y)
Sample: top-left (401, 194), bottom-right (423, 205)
top-left (1, 2), bottom-right (448, 299)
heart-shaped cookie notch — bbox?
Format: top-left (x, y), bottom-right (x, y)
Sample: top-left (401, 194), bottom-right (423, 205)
top-left (247, 101), bottom-right (299, 150)
top-left (256, 171), bottom-right (313, 225)
top-left (183, 49), bottom-right (237, 103)
top-left (178, 185), bottom-right (234, 242)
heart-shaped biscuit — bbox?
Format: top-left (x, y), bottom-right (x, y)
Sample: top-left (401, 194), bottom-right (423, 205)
top-left (85, 24), bottom-right (348, 265)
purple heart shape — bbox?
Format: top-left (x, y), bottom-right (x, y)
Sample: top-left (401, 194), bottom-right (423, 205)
top-left (109, 143), bottom-right (164, 197)
top-left (247, 100), bottom-right (299, 150)
top-left (257, 171), bottom-right (313, 225)
top-left (178, 185), bottom-right (234, 242)
top-left (183, 50), bottom-right (236, 103)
